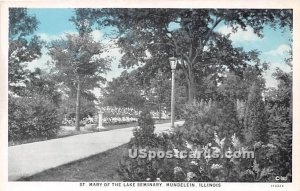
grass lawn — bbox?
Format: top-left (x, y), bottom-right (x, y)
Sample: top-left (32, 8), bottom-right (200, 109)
top-left (19, 143), bottom-right (129, 181)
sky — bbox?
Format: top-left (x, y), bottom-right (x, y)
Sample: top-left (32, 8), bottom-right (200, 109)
top-left (27, 8), bottom-right (292, 88)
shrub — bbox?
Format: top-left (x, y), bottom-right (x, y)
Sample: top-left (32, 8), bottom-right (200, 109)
top-left (59, 97), bottom-right (97, 123)
top-left (178, 100), bottom-right (242, 146)
top-left (264, 67), bottom-right (292, 180)
top-left (8, 94), bottom-right (61, 142)
top-left (243, 82), bottom-right (267, 144)
top-left (266, 104), bottom-right (292, 180)
top-left (118, 126), bottom-right (278, 182)
top-left (131, 110), bottom-right (156, 147)
top-left (118, 131), bottom-right (185, 181)
top-left (179, 133), bottom-right (277, 182)
top-left (118, 110), bottom-right (180, 181)
top-left (117, 101), bottom-right (282, 182)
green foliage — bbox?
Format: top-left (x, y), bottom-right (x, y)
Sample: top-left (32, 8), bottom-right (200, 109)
top-left (9, 8), bottom-right (39, 39)
top-left (102, 71), bottom-right (145, 110)
top-left (118, 134), bottom-right (182, 181)
top-left (118, 123), bottom-right (278, 182)
top-left (59, 97), bottom-right (97, 120)
top-left (48, 33), bottom-right (110, 87)
top-left (8, 95), bottom-right (61, 142)
top-left (102, 68), bottom-right (185, 119)
top-left (170, 133), bottom-right (277, 182)
top-left (265, 63), bottom-right (292, 180)
top-left (23, 68), bottom-right (62, 106)
top-left (118, 110), bottom-right (179, 181)
top-left (137, 110), bottom-right (155, 131)
top-left (8, 8), bottom-right (61, 141)
top-left (266, 67), bottom-right (292, 117)
top-left (49, 32), bottom-right (111, 130)
top-left (146, 69), bottom-right (171, 116)
top-left (179, 100), bottom-right (218, 145)
top-left (178, 100), bottom-right (241, 146)
top-left (118, 95), bottom-right (289, 182)
top-left (9, 8), bottom-right (43, 95)
top-left (216, 65), bottom-right (266, 101)
top-left (266, 105), bottom-right (292, 180)
top-left (91, 8), bottom-right (293, 182)
top-left (70, 9), bottom-right (95, 37)
top-left (87, 8), bottom-right (291, 101)
top-left (131, 110), bottom-right (156, 147)
top-left (243, 82), bottom-right (267, 144)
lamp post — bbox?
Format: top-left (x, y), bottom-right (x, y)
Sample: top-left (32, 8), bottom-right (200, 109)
top-left (169, 57), bottom-right (177, 128)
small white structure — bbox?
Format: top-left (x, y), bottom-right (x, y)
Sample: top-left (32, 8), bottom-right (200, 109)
top-left (97, 112), bottom-right (105, 129)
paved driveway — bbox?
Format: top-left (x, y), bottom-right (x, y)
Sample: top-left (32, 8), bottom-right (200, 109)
top-left (8, 121), bottom-right (184, 181)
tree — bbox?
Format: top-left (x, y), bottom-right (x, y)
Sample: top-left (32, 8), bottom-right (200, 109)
top-left (21, 68), bottom-right (62, 105)
top-left (266, 67), bottom-right (292, 114)
top-left (264, 50), bottom-right (292, 178)
top-left (48, 33), bottom-right (110, 130)
top-left (86, 8), bottom-right (291, 102)
top-left (9, 8), bottom-right (43, 95)
top-left (243, 82), bottom-right (267, 143)
top-left (102, 70), bottom-right (146, 110)
top-left (8, 68), bottom-right (62, 142)
top-left (147, 69), bottom-right (171, 119)
top-left (216, 64), bottom-right (267, 102)
top-left (59, 96), bottom-right (97, 120)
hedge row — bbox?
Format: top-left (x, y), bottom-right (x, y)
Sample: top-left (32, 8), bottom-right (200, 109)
top-left (8, 95), bottom-right (61, 142)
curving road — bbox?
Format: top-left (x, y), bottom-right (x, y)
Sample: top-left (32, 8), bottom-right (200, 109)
top-left (8, 121), bottom-right (184, 181)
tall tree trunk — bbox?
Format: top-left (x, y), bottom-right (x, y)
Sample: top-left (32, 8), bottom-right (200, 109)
top-left (75, 81), bottom-right (81, 131)
top-left (158, 103), bottom-right (162, 120)
top-left (187, 70), bottom-right (195, 103)
top-left (183, 58), bottom-right (196, 103)
top-left (188, 81), bottom-right (195, 103)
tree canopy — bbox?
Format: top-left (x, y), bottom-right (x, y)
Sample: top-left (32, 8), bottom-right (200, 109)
top-left (102, 70), bottom-right (145, 109)
top-left (9, 8), bottom-right (43, 95)
top-left (48, 33), bottom-right (111, 130)
top-left (84, 8), bottom-right (292, 102)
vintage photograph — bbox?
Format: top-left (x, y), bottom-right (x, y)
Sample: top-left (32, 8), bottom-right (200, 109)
top-left (7, 7), bottom-right (293, 183)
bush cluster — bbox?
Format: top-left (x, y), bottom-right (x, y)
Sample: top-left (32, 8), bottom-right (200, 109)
top-left (118, 110), bottom-right (182, 181)
top-left (8, 94), bottom-right (61, 142)
top-left (118, 97), bottom-right (292, 182)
